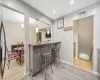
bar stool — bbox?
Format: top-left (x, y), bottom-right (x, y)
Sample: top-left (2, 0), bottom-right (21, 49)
top-left (53, 42), bottom-right (61, 67)
top-left (41, 45), bottom-right (53, 80)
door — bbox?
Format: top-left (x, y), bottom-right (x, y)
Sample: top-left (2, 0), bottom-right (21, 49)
top-left (78, 16), bottom-right (93, 59)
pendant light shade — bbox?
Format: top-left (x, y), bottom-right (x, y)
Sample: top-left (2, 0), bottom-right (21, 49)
top-left (36, 28), bottom-right (39, 33)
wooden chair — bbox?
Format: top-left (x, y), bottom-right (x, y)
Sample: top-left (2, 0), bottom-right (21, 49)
top-left (17, 42), bottom-right (24, 65)
top-left (7, 42), bottom-right (24, 69)
top-left (7, 49), bottom-right (19, 69)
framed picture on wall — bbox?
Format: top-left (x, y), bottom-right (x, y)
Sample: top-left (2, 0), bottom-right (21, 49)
top-left (57, 17), bottom-right (64, 29)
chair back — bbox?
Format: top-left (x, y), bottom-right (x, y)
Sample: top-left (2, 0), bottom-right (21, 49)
top-left (46, 44), bottom-right (52, 53)
top-left (56, 42), bottom-right (61, 51)
top-left (17, 42), bottom-right (24, 54)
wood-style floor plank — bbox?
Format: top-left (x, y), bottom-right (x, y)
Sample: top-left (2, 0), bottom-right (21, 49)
top-left (3, 60), bottom-right (24, 80)
top-left (74, 57), bottom-right (93, 72)
top-left (21, 63), bottom-right (99, 80)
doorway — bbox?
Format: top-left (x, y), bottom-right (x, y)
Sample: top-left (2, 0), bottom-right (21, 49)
top-left (0, 6), bottom-right (25, 80)
top-left (73, 15), bottom-right (94, 72)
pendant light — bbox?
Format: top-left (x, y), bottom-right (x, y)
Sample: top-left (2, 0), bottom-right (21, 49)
top-left (36, 20), bottom-right (39, 33)
top-left (47, 30), bottom-right (49, 34)
top-left (36, 28), bottom-right (39, 33)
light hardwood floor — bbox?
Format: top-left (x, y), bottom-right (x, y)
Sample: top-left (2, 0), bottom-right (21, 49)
top-left (74, 55), bottom-right (93, 72)
top-left (3, 60), bottom-right (24, 80)
top-left (74, 57), bottom-right (92, 72)
top-left (21, 63), bottom-right (99, 80)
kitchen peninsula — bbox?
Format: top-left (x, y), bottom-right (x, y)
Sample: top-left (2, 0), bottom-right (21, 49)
top-left (29, 42), bottom-right (61, 76)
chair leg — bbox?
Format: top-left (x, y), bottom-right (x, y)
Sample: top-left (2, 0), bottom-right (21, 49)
top-left (51, 63), bottom-right (53, 74)
top-left (45, 57), bottom-right (47, 80)
top-left (7, 60), bottom-right (11, 69)
top-left (50, 55), bottom-right (53, 74)
top-left (16, 58), bottom-right (19, 62)
top-left (57, 58), bottom-right (58, 68)
top-left (58, 52), bottom-right (61, 64)
top-left (57, 51), bottom-right (60, 67)
top-left (57, 52), bottom-right (59, 67)
top-left (20, 54), bottom-right (21, 66)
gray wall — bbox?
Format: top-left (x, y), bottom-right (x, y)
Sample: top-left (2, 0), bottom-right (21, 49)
top-left (52, 20), bottom-right (73, 64)
top-left (52, 2), bottom-right (100, 74)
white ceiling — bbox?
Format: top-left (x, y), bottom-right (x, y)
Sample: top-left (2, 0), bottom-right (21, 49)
top-left (2, 7), bottom-right (49, 29)
top-left (23, 0), bottom-right (100, 20)
top-left (3, 7), bottom-right (24, 24)
top-left (29, 17), bottom-right (50, 29)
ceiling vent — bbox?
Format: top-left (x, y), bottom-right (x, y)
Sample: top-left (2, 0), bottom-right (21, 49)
top-left (78, 8), bottom-right (88, 16)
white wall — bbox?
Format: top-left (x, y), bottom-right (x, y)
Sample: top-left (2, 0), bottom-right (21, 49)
top-left (4, 21), bottom-right (24, 50)
top-left (53, 20), bottom-right (73, 64)
top-left (29, 27), bottom-right (37, 45)
top-left (52, 2), bottom-right (100, 73)
top-left (4, 21), bottom-right (37, 50)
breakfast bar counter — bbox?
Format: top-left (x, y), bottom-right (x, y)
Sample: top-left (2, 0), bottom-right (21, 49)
top-left (29, 42), bottom-right (61, 76)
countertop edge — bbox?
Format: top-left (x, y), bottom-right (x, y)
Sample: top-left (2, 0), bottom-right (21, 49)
top-left (28, 42), bottom-right (61, 47)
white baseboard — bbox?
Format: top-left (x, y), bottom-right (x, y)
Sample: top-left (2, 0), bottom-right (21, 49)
top-left (61, 59), bottom-right (100, 77)
top-left (92, 70), bottom-right (100, 77)
top-left (20, 72), bottom-right (31, 80)
top-left (25, 72), bottom-right (30, 76)
top-left (60, 60), bottom-right (74, 66)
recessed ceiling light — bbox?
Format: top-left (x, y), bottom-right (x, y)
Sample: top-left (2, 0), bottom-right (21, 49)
top-left (70, 0), bottom-right (74, 4)
top-left (53, 10), bottom-right (56, 14)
